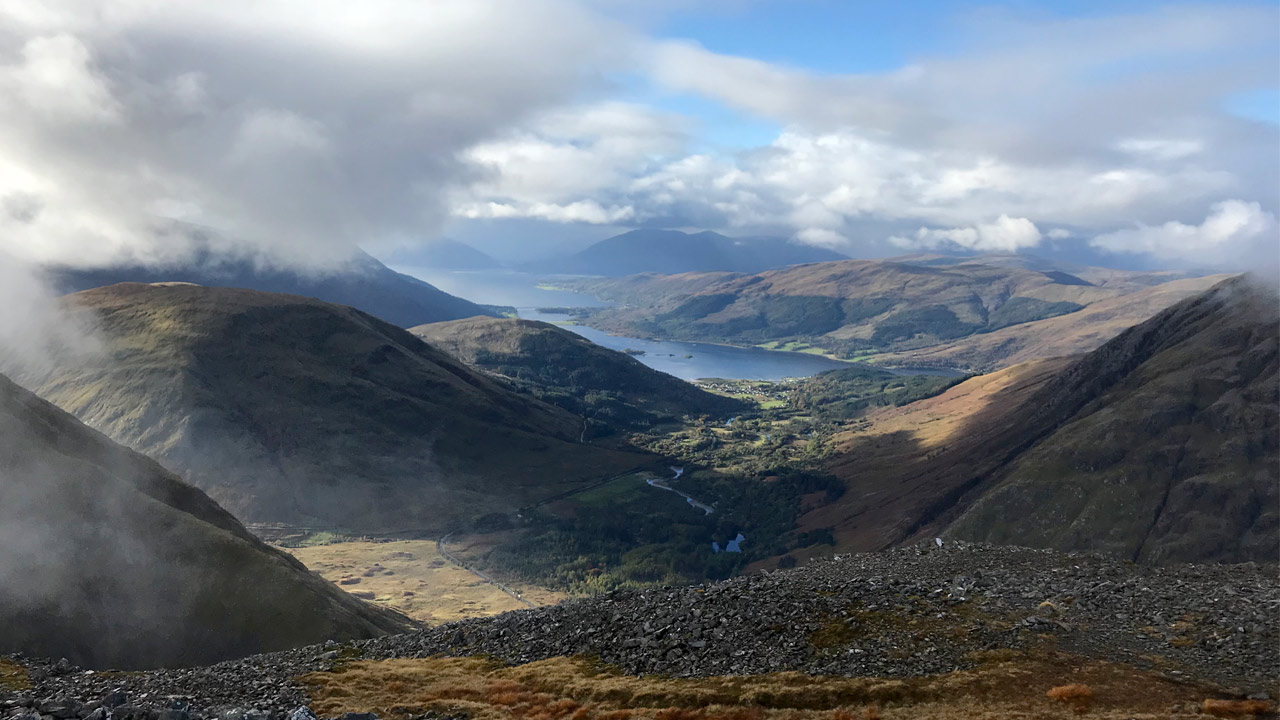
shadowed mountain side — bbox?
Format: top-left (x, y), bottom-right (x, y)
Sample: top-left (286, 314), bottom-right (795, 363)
top-left (946, 277), bottom-right (1279, 564)
top-left (0, 372), bottom-right (411, 669)
top-left (803, 276), bottom-right (1278, 565)
top-left (869, 274), bottom-right (1234, 371)
top-left (410, 317), bottom-right (746, 430)
top-left (22, 284), bottom-right (649, 534)
top-left (46, 248), bottom-right (496, 328)
top-left (568, 259), bottom-right (1160, 358)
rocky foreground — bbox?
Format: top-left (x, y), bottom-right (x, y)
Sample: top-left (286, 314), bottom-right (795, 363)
top-left (3, 543), bottom-right (1276, 720)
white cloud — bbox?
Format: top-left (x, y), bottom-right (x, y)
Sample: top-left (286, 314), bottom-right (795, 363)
top-left (890, 216), bottom-right (1043, 253)
top-left (1115, 138), bottom-right (1203, 161)
top-left (1090, 200), bottom-right (1277, 265)
top-left (0, 0), bottom-right (634, 268)
top-left (451, 3), bottom-right (1274, 266)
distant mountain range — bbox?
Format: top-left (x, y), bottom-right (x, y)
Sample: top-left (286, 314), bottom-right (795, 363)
top-left (411, 316), bottom-right (745, 431)
top-left (46, 248), bottom-right (495, 328)
top-left (0, 371), bottom-right (410, 669)
top-left (525, 229), bottom-right (849, 276)
top-left (21, 283), bottom-right (650, 534)
top-left (566, 258), bottom-right (1194, 361)
top-left (801, 276), bottom-right (1278, 565)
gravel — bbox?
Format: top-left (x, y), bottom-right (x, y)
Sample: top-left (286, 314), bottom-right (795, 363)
top-left (4, 542), bottom-right (1276, 719)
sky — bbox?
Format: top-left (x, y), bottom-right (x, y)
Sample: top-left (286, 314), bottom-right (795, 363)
top-left (0, 0), bottom-right (1276, 272)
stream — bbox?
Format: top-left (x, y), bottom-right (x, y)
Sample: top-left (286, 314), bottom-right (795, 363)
top-left (645, 466), bottom-right (714, 515)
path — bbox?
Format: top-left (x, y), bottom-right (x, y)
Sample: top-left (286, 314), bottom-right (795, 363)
top-left (436, 531), bottom-right (539, 609)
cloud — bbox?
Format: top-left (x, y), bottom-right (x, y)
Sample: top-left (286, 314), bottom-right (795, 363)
top-left (0, 0), bottom-right (633, 269)
top-left (890, 216), bottom-right (1043, 253)
top-left (449, 3), bottom-right (1276, 266)
top-left (1090, 200), bottom-right (1277, 266)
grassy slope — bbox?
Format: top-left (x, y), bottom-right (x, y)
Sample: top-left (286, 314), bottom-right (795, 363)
top-left (569, 260), bottom-right (1159, 359)
top-left (868, 274), bottom-right (1232, 371)
top-left (26, 284), bottom-right (649, 534)
top-left (806, 276), bottom-right (1278, 565)
top-left (789, 358), bottom-right (1071, 558)
top-left (945, 277), bottom-right (1279, 563)
top-left (411, 317), bottom-right (745, 428)
top-left (0, 372), bottom-right (411, 669)
top-left (301, 652), bottom-right (1235, 720)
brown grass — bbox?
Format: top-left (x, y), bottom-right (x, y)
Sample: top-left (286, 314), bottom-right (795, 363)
top-left (300, 651), bottom-right (1231, 720)
top-left (282, 540), bottom-right (565, 623)
top-left (1202, 699), bottom-right (1274, 717)
top-left (0, 658), bottom-right (30, 691)
top-left (1046, 684), bottom-right (1094, 714)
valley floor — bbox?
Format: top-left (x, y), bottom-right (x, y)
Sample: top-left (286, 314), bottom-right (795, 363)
top-left (281, 540), bottom-right (565, 625)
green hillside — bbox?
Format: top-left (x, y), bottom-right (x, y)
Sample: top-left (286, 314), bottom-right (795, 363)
top-left (22, 283), bottom-right (650, 534)
top-left (411, 316), bottom-right (746, 434)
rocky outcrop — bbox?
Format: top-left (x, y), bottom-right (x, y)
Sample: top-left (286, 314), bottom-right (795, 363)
top-left (4, 542), bottom-right (1275, 717)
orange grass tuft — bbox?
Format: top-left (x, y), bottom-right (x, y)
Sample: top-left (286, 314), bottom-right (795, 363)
top-left (1046, 684), bottom-right (1094, 713)
top-left (1202, 699), bottom-right (1274, 717)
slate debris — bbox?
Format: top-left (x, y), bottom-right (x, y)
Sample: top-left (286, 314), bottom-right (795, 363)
top-left (3, 542), bottom-right (1276, 720)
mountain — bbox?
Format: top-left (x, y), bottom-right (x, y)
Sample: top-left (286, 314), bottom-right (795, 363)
top-left (410, 316), bottom-right (745, 431)
top-left (528, 229), bottom-right (848, 276)
top-left (410, 239), bottom-right (503, 270)
top-left (569, 259), bottom-right (1151, 359)
top-left (868, 274), bottom-right (1232, 371)
top-left (21, 283), bottom-right (649, 534)
top-left (887, 252), bottom-right (1192, 286)
top-left (46, 249), bottom-right (495, 328)
top-left (0, 371), bottom-right (410, 669)
top-left (803, 275), bottom-right (1278, 564)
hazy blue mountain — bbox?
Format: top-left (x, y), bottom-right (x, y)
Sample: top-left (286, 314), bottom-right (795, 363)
top-left (413, 238), bottom-right (504, 270)
top-left (46, 249), bottom-right (495, 328)
top-left (527, 229), bottom-right (849, 276)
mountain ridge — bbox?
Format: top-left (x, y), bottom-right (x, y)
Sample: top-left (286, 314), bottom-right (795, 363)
top-left (526, 229), bottom-right (849, 276)
top-left (21, 283), bottom-right (650, 534)
top-left (805, 275), bottom-right (1278, 565)
top-left (46, 248), bottom-right (496, 328)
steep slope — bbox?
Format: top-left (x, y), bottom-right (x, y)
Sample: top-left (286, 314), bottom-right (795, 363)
top-left (869, 274), bottom-right (1232, 371)
top-left (810, 276), bottom-right (1278, 564)
top-left (47, 249), bottom-right (495, 328)
top-left (0, 372), bottom-right (411, 669)
top-left (944, 276), bottom-right (1279, 563)
top-left (410, 316), bottom-right (745, 430)
top-left (571, 259), bottom-right (1136, 358)
top-left (22, 284), bottom-right (649, 534)
top-left (530, 229), bottom-right (847, 276)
